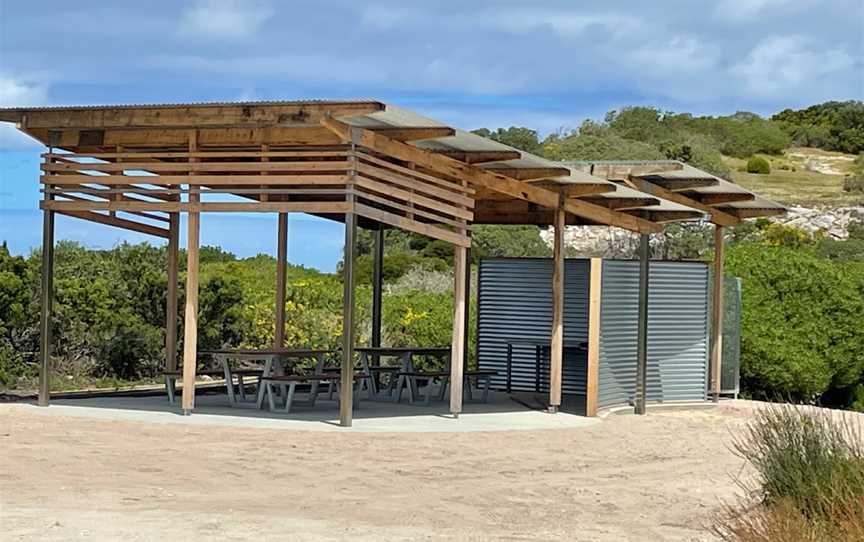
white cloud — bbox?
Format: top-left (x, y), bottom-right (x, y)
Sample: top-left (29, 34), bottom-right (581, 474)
top-left (730, 36), bottom-right (855, 99)
top-left (0, 76), bottom-right (47, 107)
top-left (0, 76), bottom-right (47, 150)
top-left (180, 0), bottom-right (273, 39)
top-left (714, 0), bottom-right (808, 21)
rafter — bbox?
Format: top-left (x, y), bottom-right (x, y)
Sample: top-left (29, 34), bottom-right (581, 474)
top-left (719, 207), bottom-right (786, 219)
top-left (432, 150), bottom-right (522, 164)
top-left (623, 210), bottom-right (705, 223)
top-left (581, 197), bottom-right (661, 210)
top-left (481, 166), bottom-right (571, 181)
top-left (55, 210), bottom-right (170, 238)
top-left (623, 176), bottom-right (740, 227)
top-left (370, 127), bottom-right (455, 141)
top-left (696, 192), bottom-right (756, 205)
top-left (321, 117), bottom-right (663, 234)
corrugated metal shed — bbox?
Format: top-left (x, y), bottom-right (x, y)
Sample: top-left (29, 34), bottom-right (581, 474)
top-left (598, 260), bottom-right (709, 408)
top-left (476, 258), bottom-right (589, 395)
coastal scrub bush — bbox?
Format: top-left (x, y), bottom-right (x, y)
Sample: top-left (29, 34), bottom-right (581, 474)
top-left (746, 156), bottom-right (771, 174)
top-left (715, 405), bottom-right (864, 541)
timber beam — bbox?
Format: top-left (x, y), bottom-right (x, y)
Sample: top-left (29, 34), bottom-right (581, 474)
top-left (482, 166), bottom-right (572, 181)
top-left (624, 210), bottom-right (705, 223)
top-left (590, 162), bottom-right (685, 179)
top-left (321, 117), bottom-right (663, 234)
top-left (641, 177), bottom-right (719, 191)
top-left (433, 150), bottom-right (522, 164)
top-left (370, 127), bottom-right (455, 141)
top-left (696, 193), bottom-right (756, 205)
top-left (623, 177), bottom-right (741, 227)
top-left (55, 210), bottom-right (170, 238)
top-left (2, 101), bottom-right (386, 129)
top-left (719, 207), bottom-right (786, 219)
top-left (581, 197), bottom-right (660, 210)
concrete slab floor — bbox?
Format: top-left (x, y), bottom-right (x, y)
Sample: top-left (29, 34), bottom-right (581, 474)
top-left (21, 391), bottom-right (600, 433)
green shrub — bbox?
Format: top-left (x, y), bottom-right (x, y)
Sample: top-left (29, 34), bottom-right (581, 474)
top-left (843, 176), bottom-right (864, 193)
top-left (746, 156), bottom-right (771, 174)
top-left (725, 244), bottom-right (864, 402)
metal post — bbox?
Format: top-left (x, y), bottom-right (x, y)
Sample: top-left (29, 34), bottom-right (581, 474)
top-left (275, 213), bottom-right (289, 348)
top-left (340, 211), bottom-right (357, 427)
top-left (548, 205), bottom-right (565, 413)
top-left (462, 247), bottom-right (471, 374)
top-left (38, 202), bottom-right (55, 407)
top-left (371, 226), bottom-right (384, 348)
top-left (165, 213), bottom-right (179, 372)
top-left (635, 233), bottom-right (650, 415)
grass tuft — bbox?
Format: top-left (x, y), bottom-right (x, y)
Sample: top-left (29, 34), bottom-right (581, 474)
top-left (714, 404), bottom-right (864, 541)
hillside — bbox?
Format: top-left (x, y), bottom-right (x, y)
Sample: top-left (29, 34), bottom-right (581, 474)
top-left (725, 147), bottom-right (862, 207)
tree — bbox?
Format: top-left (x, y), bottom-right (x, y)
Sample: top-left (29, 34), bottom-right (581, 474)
top-left (471, 126), bottom-right (542, 154)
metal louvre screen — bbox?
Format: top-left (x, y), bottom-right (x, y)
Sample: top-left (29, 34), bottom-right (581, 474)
top-left (721, 276), bottom-right (742, 395)
top-left (598, 261), bottom-right (710, 408)
top-left (476, 258), bottom-right (589, 395)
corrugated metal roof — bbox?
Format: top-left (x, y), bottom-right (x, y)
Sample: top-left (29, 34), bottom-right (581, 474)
top-left (0, 99), bottom-right (384, 112)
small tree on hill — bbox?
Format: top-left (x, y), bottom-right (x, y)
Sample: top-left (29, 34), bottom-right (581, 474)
top-left (747, 156), bottom-right (771, 174)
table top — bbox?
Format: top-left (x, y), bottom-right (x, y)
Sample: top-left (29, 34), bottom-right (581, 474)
top-left (355, 347), bottom-right (451, 355)
top-left (200, 348), bottom-right (332, 357)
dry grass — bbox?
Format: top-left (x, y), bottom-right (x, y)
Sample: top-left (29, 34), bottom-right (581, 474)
top-left (723, 149), bottom-right (863, 207)
top-left (714, 404), bottom-right (864, 541)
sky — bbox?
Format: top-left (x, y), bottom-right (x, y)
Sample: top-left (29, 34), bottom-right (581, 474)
top-left (1, 0), bottom-right (862, 270)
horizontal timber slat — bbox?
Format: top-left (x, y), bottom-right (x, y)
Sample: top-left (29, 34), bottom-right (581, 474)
top-left (354, 174), bottom-right (473, 220)
top-left (355, 203), bottom-right (470, 247)
top-left (356, 151), bottom-right (475, 196)
top-left (43, 200), bottom-right (352, 214)
top-left (44, 161), bottom-right (350, 173)
top-left (355, 162), bottom-right (474, 208)
top-left (44, 150), bottom-right (350, 159)
top-left (353, 189), bottom-right (470, 229)
top-left (41, 174), bottom-right (348, 186)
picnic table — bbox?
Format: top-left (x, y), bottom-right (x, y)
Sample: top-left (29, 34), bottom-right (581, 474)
top-left (199, 348), bottom-right (332, 406)
top-left (355, 347), bottom-right (451, 403)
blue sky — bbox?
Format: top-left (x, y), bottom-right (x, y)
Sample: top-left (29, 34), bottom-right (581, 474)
top-left (1, 0), bottom-right (862, 270)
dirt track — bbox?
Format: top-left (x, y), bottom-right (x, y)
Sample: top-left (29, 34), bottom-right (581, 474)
top-left (0, 402), bottom-right (761, 541)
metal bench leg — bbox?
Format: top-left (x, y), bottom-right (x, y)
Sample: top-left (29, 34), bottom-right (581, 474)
top-left (166, 376), bottom-right (176, 403)
top-left (283, 382), bottom-right (297, 413)
top-left (266, 382), bottom-right (277, 412)
top-left (481, 376), bottom-right (491, 403)
top-left (393, 375), bottom-right (405, 403)
top-left (256, 381), bottom-right (267, 409)
top-left (237, 375), bottom-right (246, 402)
top-left (437, 376), bottom-right (449, 402)
top-left (327, 381), bottom-right (335, 400)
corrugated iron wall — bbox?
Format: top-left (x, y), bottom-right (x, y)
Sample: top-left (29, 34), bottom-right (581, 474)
top-left (598, 260), bottom-right (709, 408)
top-left (476, 258), bottom-right (589, 395)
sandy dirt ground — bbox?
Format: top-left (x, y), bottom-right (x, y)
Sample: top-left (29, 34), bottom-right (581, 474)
top-left (0, 402), bottom-right (760, 541)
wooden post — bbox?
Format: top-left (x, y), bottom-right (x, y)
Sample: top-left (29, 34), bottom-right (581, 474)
top-left (165, 212), bottom-right (179, 372)
top-left (340, 211), bottom-right (357, 427)
top-left (181, 130), bottom-right (200, 415)
top-left (586, 258), bottom-right (602, 417)
top-left (274, 213), bottom-right (288, 348)
top-left (371, 226), bottom-right (384, 348)
top-left (38, 197), bottom-right (55, 407)
top-left (710, 225), bottom-right (725, 402)
top-left (548, 205), bottom-right (565, 413)
top-left (635, 233), bottom-right (650, 415)
top-left (450, 245), bottom-right (468, 417)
